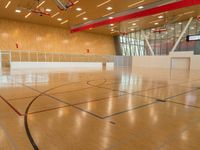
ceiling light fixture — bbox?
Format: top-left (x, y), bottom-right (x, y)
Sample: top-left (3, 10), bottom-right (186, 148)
top-left (83, 17), bottom-right (88, 20)
top-left (154, 22), bottom-right (159, 25)
top-left (109, 17), bottom-right (113, 19)
top-left (5, 1), bottom-right (11, 8)
top-left (107, 7), bottom-right (112, 10)
top-left (25, 12), bottom-right (31, 18)
top-left (73, 0), bottom-right (79, 4)
top-left (57, 18), bottom-right (62, 21)
top-left (128, 20), bottom-right (140, 24)
top-left (102, 12), bottom-right (114, 17)
top-left (51, 12), bottom-right (60, 18)
top-left (110, 24), bottom-right (114, 26)
top-left (132, 23), bottom-right (136, 26)
top-left (76, 7), bottom-right (82, 11)
top-left (76, 11), bottom-right (86, 17)
top-left (158, 15), bottom-right (164, 19)
top-left (97, 0), bottom-right (111, 7)
top-left (138, 6), bottom-right (144, 9)
top-left (61, 20), bottom-right (69, 25)
top-left (128, 0), bottom-right (144, 8)
top-left (46, 8), bottom-right (52, 12)
top-left (36, 1), bottom-right (45, 8)
top-left (15, 9), bottom-right (21, 13)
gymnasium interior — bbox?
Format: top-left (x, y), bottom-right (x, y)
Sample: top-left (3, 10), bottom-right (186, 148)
top-left (1, 0), bottom-right (200, 149)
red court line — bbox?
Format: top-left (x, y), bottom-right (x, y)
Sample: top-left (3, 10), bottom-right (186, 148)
top-left (0, 95), bottom-right (23, 116)
top-left (7, 87), bottom-right (92, 102)
top-left (7, 96), bottom-right (37, 102)
top-left (27, 105), bottom-right (70, 115)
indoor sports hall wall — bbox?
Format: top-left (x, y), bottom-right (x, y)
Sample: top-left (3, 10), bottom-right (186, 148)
top-left (0, 19), bottom-right (115, 55)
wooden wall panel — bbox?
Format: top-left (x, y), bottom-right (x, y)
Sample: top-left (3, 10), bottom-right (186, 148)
top-left (0, 19), bottom-right (115, 55)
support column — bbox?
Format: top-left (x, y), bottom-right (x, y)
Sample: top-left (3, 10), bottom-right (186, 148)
top-left (171, 17), bottom-right (193, 52)
top-left (141, 30), bottom-right (154, 56)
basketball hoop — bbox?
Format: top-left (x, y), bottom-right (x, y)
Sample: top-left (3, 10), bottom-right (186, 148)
top-left (53, 0), bottom-right (74, 10)
top-left (152, 28), bottom-right (167, 33)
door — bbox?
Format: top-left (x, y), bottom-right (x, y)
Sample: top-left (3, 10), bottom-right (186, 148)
top-left (1, 53), bottom-right (10, 68)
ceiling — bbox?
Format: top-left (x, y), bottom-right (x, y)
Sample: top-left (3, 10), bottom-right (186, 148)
top-left (0, 0), bottom-right (200, 35)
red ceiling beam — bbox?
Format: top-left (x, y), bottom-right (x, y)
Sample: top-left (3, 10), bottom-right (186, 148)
top-left (70, 0), bottom-right (200, 33)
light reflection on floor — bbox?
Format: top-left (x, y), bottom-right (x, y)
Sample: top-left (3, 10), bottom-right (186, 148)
top-left (0, 67), bottom-right (200, 150)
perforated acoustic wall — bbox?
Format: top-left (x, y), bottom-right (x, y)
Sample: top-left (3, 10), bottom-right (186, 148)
top-left (0, 19), bottom-right (115, 55)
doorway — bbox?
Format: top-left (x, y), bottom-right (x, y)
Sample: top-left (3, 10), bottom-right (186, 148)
top-left (0, 52), bottom-right (11, 68)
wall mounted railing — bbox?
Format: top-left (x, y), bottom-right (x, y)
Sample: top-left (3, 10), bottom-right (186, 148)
top-left (0, 50), bottom-right (114, 63)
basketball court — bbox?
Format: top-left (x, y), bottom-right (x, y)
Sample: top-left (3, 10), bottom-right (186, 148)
top-left (1, 0), bottom-right (200, 150)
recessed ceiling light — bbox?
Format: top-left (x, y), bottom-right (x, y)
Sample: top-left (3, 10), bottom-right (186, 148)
top-left (61, 20), bottom-right (69, 25)
top-left (57, 18), bottom-right (62, 21)
top-left (83, 17), bottom-right (88, 20)
top-left (154, 22), bottom-right (159, 25)
top-left (46, 8), bottom-right (51, 12)
top-left (158, 16), bottom-right (164, 19)
top-left (25, 12), bottom-right (31, 18)
top-left (132, 23), bottom-right (136, 26)
top-left (128, 0), bottom-right (144, 8)
top-left (179, 22), bottom-right (182, 25)
top-left (76, 7), bottom-right (82, 11)
top-left (51, 12), bottom-right (60, 18)
top-left (74, 0), bottom-right (80, 4)
top-left (110, 24), bottom-right (114, 26)
top-left (107, 7), bottom-right (112, 10)
top-left (15, 9), bottom-right (21, 13)
top-left (76, 11), bottom-right (86, 18)
top-left (109, 17), bottom-right (113, 19)
top-left (102, 11), bottom-right (115, 17)
top-left (5, 1), bottom-right (11, 8)
top-left (138, 6), bottom-right (144, 9)
top-left (36, 1), bottom-right (45, 8)
top-left (131, 29), bottom-right (135, 31)
top-left (97, 0), bottom-right (111, 7)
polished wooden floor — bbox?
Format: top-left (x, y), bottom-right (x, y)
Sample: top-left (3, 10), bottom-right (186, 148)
top-left (0, 67), bottom-right (200, 150)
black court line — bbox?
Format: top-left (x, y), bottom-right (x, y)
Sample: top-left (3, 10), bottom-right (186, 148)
top-left (165, 88), bottom-right (200, 100)
top-left (98, 77), bottom-right (200, 94)
top-left (12, 77), bottom-right (200, 149)
top-left (20, 79), bottom-right (110, 150)
top-left (102, 101), bottom-right (158, 119)
top-left (132, 87), bottom-right (200, 102)
top-left (87, 79), bottom-right (199, 98)
top-left (87, 80), bottom-right (131, 94)
top-left (131, 84), bottom-right (194, 95)
top-left (22, 81), bottom-right (84, 150)
top-left (28, 105), bottom-right (70, 115)
top-left (27, 93), bottom-right (127, 115)
top-left (132, 93), bottom-right (164, 101)
top-left (168, 101), bottom-right (200, 109)
top-left (72, 105), bottom-right (104, 119)
top-left (0, 95), bottom-right (23, 116)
